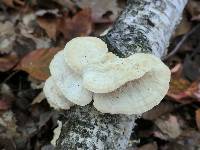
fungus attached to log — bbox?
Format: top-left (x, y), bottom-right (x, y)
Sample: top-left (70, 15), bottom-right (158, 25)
top-left (49, 50), bottom-right (92, 106)
top-left (43, 77), bottom-right (73, 110)
top-left (44, 36), bottom-right (171, 115)
top-left (51, 1), bottom-right (187, 149)
top-left (63, 37), bottom-right (108, 73)
top-left (84, 53), bottom-right (171, 114)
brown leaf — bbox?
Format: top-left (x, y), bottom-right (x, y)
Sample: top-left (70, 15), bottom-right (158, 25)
top-left (163, 129), bottom-right (200, 150)
top-left (155, 115), bottom-right (181, 139)
top-left (0, 83), bottom-right (15, 110)
top-left (0, 99), bottom-right (11, 110)
top-left (168, 78), bottom-right (192, 102)
top-left (187, 0), bottom-right (200, 21)
top-left (168, 76), bottom-right (200, 103)
top-left (137, 142), bottom-right (158, 150)
top-left (195, 109), bottom-right (200, 130)
top-left (0, 84), bottom-right (14, 110)
top-left (16, 47), bottom-right (61, 81)
top-left (57, 9), bottom-right (92, 40)
top-left (37, 9), bottom-right (93, 40)
top-left (2, 0), bottom-right (15, 7)
top-left (186, 82), bottom-right (200, 98)
top-left (37, 17), bottom-right (57, 39)
top-left (0, 53), bottom-right (18, 72)
top-left (175, 12), bottom-right (191, 36)
top-left (2, 0), bottom-right (25, 8)
top-left (167, 55), bottom-right (200, 103)
top-left (75, 0), bottom-right (121, 23)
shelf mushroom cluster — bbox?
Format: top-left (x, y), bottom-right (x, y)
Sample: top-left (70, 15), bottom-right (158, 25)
top-left (44, 37), bottom-right (171, 115)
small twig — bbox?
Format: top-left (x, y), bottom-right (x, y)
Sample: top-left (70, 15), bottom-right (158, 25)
top-left (2, 70), bottom-right (20, 83)
top-left (163, 24), bottom-right (200, 60)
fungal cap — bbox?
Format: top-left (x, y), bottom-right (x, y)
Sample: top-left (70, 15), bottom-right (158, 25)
top-left (88, 53), bottom-right (171, 114)
top-left (83, 53), bottom-right (157, 93)
top-left (63, 37), bottom-right (108, 73)
top-left (43, 77), bottom-right (74, 110)
top-left (49, 50), bottom-right (92, 106)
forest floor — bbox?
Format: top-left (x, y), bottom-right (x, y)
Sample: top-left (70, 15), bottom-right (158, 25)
top-left (0, 0), bottom-right (200, 149)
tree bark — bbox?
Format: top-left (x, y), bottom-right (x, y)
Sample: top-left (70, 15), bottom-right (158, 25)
top-left (55, 0), bottom-right (187, 149)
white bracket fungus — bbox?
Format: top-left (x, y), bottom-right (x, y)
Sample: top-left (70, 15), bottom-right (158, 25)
top-left (44, 36), bottom-right (171, 115)
top-left (43, 77), bottom-right (74, 110)
top-left (49, 50), bottom-right (92, 106)
top-left (63, 37), bottom-right (108, 73)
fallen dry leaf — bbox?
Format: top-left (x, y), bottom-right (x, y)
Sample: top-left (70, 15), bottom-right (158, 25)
top-left (57, 9), bottom-right (92, 40)
top-left (0, 21), bottom-right (16, 54)
top-left (175, 11), bottom-right (191, 36)
top-left (2, 0), bottom-right (26, 8)
top-left (0, 21), bottom-right (15, 36)
top-left (0, 53), bottom-right (18, 72)
top-left (37, 17), bottom-right (57, 39)
top-left (16, 47), bottom-right (62, 80)
top-left (195, 109), bottom-right (200, 130)
top-left (155, 115), bottom-right (181, 139)
top-left (2, 0), bottom-right (15, 7)
top-left (0, 99), bottom-right (11, 111)
top-left (187, 0), bottom-right (200, 21)
top-left (168, 53), bottom-right (200, 103)
top-left (19, 30), bottom-right (51, 49)
top-left (168, 79), bottom-right (200, 103)
top-left (74, 0), bottom-right (121, 23)
top-left (0, 110), bottom-right (19, 137)
top-left (37, 9), bottom-right (93, 40)
top-left (0, 84), bottom-right (14, 110)
top-left (168, 78), bottom-right (192, 102)
top-left (137, 142), bottom-right (158, 150)
top-left (161, 129), bottom-right (200, 150)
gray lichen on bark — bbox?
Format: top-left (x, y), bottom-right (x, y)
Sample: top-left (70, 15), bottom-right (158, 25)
top-left (104, 0), bottom-right (187, 58)
top-left (55, 0), bottom-right (188, 149)
top-left (56, 104), bottom-right (138, 150)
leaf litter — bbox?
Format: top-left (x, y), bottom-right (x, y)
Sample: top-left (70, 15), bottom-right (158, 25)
top-left (0, 0), bottom-right (200, 149)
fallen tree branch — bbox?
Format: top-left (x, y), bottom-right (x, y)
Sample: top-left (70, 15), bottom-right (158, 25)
top-left (55, 0), bottom-right (188, 149)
